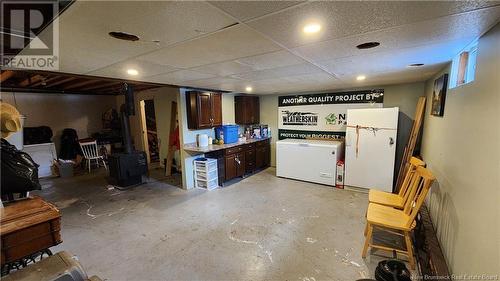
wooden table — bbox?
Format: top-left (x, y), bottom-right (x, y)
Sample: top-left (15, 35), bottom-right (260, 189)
top-left (1, 196), bottom-right (62, 267)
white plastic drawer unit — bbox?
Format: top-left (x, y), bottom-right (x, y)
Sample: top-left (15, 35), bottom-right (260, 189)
top-left (276, 139), bottom-right (344, 186)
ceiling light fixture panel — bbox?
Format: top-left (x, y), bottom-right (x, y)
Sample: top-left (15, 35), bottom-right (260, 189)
top-left (127, 69), bottom-right (139, 76)
top-left (303, 23), bottom-right (321, 34)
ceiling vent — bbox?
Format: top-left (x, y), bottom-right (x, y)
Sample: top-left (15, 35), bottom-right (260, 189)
top-left (356, 42), bottom-right (380, 49)
top-left (109, 31), bottom-right (140, 41)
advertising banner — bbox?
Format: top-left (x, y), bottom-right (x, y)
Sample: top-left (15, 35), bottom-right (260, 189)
top-left (278, 90), bottom-right (384, 140)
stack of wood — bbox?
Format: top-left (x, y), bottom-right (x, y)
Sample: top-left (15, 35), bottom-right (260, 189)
top-left (395, 96), bottom-right (426, 192)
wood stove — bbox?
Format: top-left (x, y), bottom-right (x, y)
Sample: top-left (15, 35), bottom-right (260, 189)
top-left (108, 83), bottom-right (147, 188)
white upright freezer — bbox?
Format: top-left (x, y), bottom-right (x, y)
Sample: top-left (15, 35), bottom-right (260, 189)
top-left (344, 107), bottom-right (399, 192)
top-left (276, 139), bottom-right (344, 186)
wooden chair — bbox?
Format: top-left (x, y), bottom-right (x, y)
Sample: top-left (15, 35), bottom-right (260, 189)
top-left (79, 140), bottom-right (107, 173)
top-left (362, 166), bottom-right (436, 269)
top-left (369, 157), bottom-right (425, 209)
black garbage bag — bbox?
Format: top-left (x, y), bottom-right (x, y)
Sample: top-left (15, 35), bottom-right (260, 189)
top-left (375, 260), bottom-right (411, 281)
top-left (1, 139), bottom-right (41, 195)
top-left (59, 128), bottom-right (81, 160)
top-left (23, 126), bottom-right (53, 145)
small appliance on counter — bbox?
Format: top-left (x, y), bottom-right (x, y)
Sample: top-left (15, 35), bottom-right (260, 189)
top-left (196, 134), bottom-right (209, 147)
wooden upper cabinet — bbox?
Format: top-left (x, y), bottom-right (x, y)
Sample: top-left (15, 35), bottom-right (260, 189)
top-left (186, 91), bottom-right (223, 129)
top-left (197, 92), bottom-right (212, 128)
top-left (235, 96), bottom-right (260, 125)
top-left (211, 92), bottom-right (222, 126)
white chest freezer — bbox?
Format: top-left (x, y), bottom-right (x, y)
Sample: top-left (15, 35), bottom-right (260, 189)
top-left (276, 139), bottom-right (344, 186)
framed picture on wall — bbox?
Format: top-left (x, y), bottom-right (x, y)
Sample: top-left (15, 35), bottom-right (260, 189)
top-left (431, 74), bottom-right (449, 116)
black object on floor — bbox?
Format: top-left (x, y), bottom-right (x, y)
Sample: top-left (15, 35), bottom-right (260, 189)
top-left (59, 128), bottom-right (81, 160)
top-left (375, 260), bottom-right (411, 281)
top-left (108, 151), bottom-right (147, 188)
top-left (23, 126), bottom-right (53, 145)
top-left (1, 139), bottom-right (41, 198)
top-left (108, 83), bottom-right (148, 188)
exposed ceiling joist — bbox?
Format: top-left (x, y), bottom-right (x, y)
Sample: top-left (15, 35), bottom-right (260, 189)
top-left (62, 79), bottom-right (102, 90)
top-left (0, 71), bottom-right (15, 83)
top-left (30, 75), bottom-right (59, 87)
top-left (44, 77), bottom-right (77, 88)
top-left (1, 70), bottom-right (168, 95)
top-left (81, 81), bottom-right (122, 92)
top-left (19, 75), bottom-right (44, 87)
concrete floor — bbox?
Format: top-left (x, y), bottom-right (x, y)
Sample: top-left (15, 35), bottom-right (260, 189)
top-left (33, 167), bottom-right (397, 280)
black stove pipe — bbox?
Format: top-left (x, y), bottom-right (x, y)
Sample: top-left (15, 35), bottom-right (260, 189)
top-left (121, 83), bottom-right (135, 154)
top-left (120, 109), bottom-right (133, 154)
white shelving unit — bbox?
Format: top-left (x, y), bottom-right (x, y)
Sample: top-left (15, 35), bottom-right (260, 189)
top-left (194, 158), bottom-right (219, 190)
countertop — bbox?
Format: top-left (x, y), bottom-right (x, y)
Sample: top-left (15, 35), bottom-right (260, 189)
top-left (183, 137), bottom-right (271, 153)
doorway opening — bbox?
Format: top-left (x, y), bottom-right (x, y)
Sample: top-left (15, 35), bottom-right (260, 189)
top-left (139, 97), bottom-right (182, 188)
top-left (140, 99), bottom-right (159, 164)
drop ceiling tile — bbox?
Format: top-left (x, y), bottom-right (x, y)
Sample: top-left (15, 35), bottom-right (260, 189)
top-left (293, 7), bottom-right (500, 62)
top-left (231, 63), bottom-right (324, 81)
top-left (191, 61), bottom-right (255, 77)
top-left (209, 1), bottom-right (305, 21)
top-left (250, 72), bottom-right (341, 94)
top-left (88, 60), bottom-right (178, 79)
top-left (187, 77), bottom-right (247, 88)
top-left (339, 64), bottom-right (446, 88)
top-left (235, 50), bottom-right (306, 70)
top-left (319, 40), bottom-right (472, 77)
top-left (190, 82), bottom-right (241, 93)
top-left (247, 1), bottom-right (500, 48)
top-left (137, 24), bottom-right (281, 69)
top-left (32, 1), bottom-right (236, 74)
top-left (191, 50), bottom-right (305, 76)
top-left (146, 70), bottom-right (216, 84)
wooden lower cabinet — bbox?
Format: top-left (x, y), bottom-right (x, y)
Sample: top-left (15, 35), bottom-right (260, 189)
top-left (225, 152), bottom-right (245, 181)
top-left (221, 139), bottom-right (270, 183)
top-left (255, 139), bottom-right (270, 169)
top-left (245, 148), bottom-right (255, 174)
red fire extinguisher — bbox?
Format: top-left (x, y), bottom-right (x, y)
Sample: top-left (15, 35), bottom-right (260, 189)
top-left (336, 160), bottom-right (345, 189)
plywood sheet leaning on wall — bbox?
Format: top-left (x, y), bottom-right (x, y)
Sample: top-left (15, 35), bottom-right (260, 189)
top-left (165, 101), bottom-right (178, 176)
top-left (395, 96), bottom-right (426, 192)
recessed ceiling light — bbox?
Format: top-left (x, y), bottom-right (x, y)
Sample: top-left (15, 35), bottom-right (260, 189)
top-left (356, 42), bottom-right (380, 49)
top-left (109, 31), bottom-right (140, 41)
top-left (245, 86), bottom-right (253, 92)
top-left (356, 75), bottom-right (366, 81)
top-left (303, 23), bottom-right (321, 34)
top-left (127, 69), bottom-right (139, 76)
top-left (408, 63), bottom-right (425, 67)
